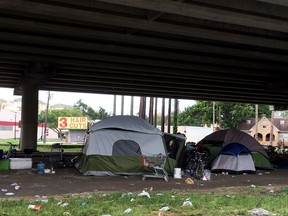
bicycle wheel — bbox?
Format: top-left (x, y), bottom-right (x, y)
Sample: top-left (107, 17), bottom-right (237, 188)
top-left (194, 162), bottom-right (204, 180)
top-left (7, 149), bottom-right (16, 158)
top-left (186, 160), bottom-right (195, 176)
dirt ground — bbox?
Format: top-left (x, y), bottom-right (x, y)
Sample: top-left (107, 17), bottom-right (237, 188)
top-left (1, 166), bottom-right (288, 199)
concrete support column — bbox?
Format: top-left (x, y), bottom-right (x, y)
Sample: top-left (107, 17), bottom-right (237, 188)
top-left (20, 83), bottom-right (39, 150)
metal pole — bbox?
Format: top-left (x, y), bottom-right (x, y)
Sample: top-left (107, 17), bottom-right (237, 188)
top-left (167, 98), bottom-right (171, 133)
top-left (14, 113), bottom-right (16, 140)
top-left (121, 95), bottom-right (124, 115)
top-left (130, 96), bottom-right (134, 116)
top-left (154, 98), bottom-right (158, 127)
top-left (43, 91), bottom-right (51, 143)
top-left (113, 95), bottom-right (116, 116)
top-left (161, 98), bottom-right (165, 132)
top-left (41, 123), bottom-right (44, 141)
top-left (139, 97), bottom-right (146, 119)
top-left (255, 104), bottom-right (258, 141)
top-left (149, 97), bottom-right (154, 124)
top-left (173, 99), bottom-right (179, 134)
top-left (9, 110), bottom-right (17, 140)
top-left (270, 110), bottom-right (274, 146)
top-left (213, 101), bottom-right (215, 131)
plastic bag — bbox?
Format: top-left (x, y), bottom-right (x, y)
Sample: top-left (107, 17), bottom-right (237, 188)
top-left (202, 169), bottom-right (211, 181)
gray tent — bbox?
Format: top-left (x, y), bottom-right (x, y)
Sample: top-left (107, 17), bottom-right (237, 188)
top-left (75, 115), bottom-right (172, 176)
top-left (197, 128), bottom-right (272, 169)
top-left (211, 142), bottom-right (256, 173)
top-left (198, 128), bottom-right (268, 156)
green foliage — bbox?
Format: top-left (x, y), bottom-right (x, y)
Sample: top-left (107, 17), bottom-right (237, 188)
top-left (178, 101), bottom-right (213, 126)
top-left (38, 100), bottom-right (109, 138)
top-left (38, 107), bottom-right (84, 138)
top-left (73, 99), bottom-right (109, 120)
top-left (280, 110), bottom-right (288, 118)
top-left (38, 107), bottom-right (84, 129)
top-left (178, 101), bottom-right (271, 128)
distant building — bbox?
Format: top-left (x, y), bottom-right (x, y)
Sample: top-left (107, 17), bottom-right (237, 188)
top-left (0, 98), bottom-right (69, 140)
top-left (0, 109), bottom-right (21, 139)
top-left (50, 104), bottom-right (73, 110)
top-left (158, 125), bottom-right (213, 143)
top-left (238, 116), bottom-right (288, 147)
top-left (0, 99), bottom-right (17, 111)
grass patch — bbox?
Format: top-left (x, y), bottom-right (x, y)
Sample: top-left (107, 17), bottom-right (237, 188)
top-left (1, 187), bottom-right (288, 216)
top-left (0, 139), bottom-right (83, 153)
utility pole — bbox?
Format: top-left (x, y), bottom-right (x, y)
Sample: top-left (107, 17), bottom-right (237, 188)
top-left (270, 110), bottom-right (274, 146)
top-left (14, 112), bottom-right (16, 140)
top-left (43, 91), bottom-right (51, 144)
top-left (9, 110), bottom-right (17, 140)
top-left (255, 104), bottom-right (258, 141)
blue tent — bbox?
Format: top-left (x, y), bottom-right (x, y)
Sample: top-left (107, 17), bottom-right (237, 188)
top-left (211, 142), bottom-right (256, 173)
top-left (219, 142), bottom-right (251, 156)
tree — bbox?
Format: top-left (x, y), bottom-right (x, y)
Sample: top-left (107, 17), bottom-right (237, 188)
top-left (38, 107), bottom-right (84, 138)
top-left (280, 110), bottom-right (288, 118)
top-left (178, 101), bottom-right (271, 128)
top-left (94, 107), bottom-right (109, 120)
top-left (178, 101), bottom-right (212, 126)
top-left (73, 99), bottom-right (109, 120)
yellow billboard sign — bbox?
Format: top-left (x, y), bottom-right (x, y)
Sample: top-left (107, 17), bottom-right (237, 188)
top-left (58, 117), bottom-right (88, 129)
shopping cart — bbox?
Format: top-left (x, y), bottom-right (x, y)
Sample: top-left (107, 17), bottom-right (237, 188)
top-left (142, 153), bottom-right (169, 182)
top-left (49, 143), bottom-right (65, 168)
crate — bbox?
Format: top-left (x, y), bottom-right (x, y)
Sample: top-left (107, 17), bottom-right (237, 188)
top-left (9, 158), bottom-right (32, 170)
top-left (0, 159), bottom-right (10, 170)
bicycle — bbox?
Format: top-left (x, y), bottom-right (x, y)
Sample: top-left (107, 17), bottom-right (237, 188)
top-left (6, 142), bottom-right (17, 158)
top-left (186, 150), bottom-right (209, 180)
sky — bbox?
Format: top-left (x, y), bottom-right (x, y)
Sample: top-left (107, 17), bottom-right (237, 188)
top-left (0, 87), bottom-right (195, 115)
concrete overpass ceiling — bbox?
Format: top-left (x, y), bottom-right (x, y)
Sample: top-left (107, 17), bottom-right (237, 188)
top-left (0, 0), bottom-right (288, 108)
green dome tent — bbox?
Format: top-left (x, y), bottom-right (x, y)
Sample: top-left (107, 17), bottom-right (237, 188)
top-left (197, 128), bottom-right (272, 170)
top-left (75, 115), bottom-right (186, 176)
top-left (211, 142), bottom-right (256, 174)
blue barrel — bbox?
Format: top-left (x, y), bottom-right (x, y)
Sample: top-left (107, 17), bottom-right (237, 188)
top-left (37, 161), bottom-right (45, 174)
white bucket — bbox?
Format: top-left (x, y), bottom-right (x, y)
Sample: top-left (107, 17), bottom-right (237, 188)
top-left (174, 168), bottom-right (182, 179)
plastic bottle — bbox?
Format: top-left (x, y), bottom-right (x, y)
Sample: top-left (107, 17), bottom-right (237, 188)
top-left (37, 161), bottom-right (45, 174)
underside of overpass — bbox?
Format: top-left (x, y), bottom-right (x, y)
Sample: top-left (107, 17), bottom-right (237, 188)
top-left (0, 0), bottom-right (288, 108)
